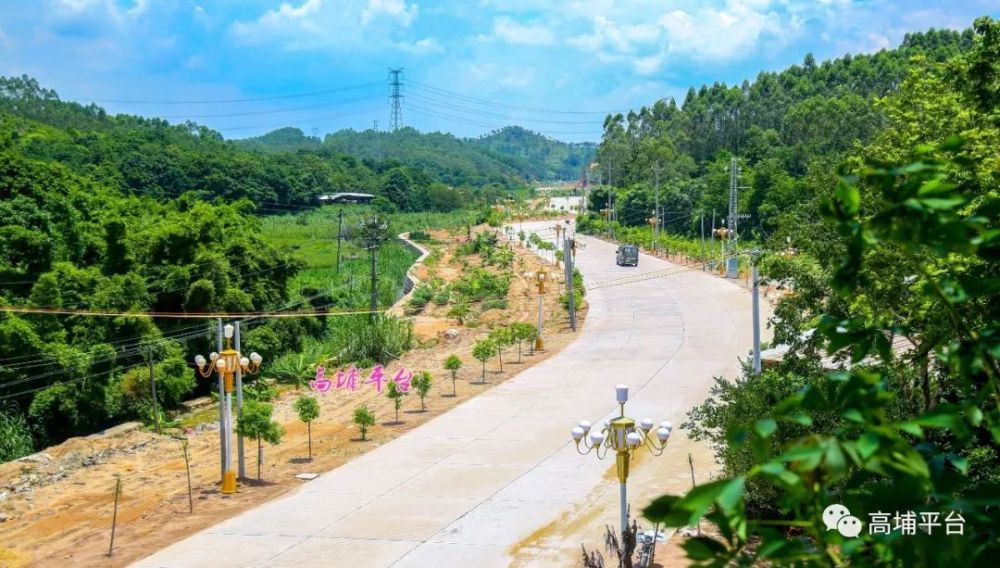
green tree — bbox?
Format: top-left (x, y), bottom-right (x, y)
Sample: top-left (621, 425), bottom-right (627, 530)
top-left (510, 322), bottom-right (537, 362)
top-left (293, 395), bottom-right (320, 461)
top-left (353, 404), bottom-right (375, 441)
top-left (444, 354), bottom-right (463, 396)
top-left (488, 327), bottom-right (514, 372)
top-left (385, 379), bottom-right (407, 423)
top-left (236, 400), bottom-right (285, 481)
top-left (412, 371), bottom-right (432, 411)
top-left (472, 339), bottom-right (495, 383)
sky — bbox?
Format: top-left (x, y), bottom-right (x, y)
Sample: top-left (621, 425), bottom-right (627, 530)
top-left (0, 0), bottom-right (997, 142)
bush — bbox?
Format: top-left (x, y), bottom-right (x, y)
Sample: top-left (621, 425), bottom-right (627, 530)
top-left (481, 298), bottom-right (508, 311)
top-left (0, 405), bottom-right (34, 462)
top-left (332, 315), bottom-right (413, 365)
top-left (353, 404), bottom-right (375, 440)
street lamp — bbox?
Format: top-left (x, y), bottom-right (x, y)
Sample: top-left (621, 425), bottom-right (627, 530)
top-left (571, 384), bottom-right (672, 535)
top-left (535, 271), bottom-right (547, 351)
top-left (195, 323), bottom-right (263, 494)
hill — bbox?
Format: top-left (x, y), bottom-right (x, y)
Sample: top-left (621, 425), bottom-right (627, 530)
top-left (238, 124), bottom-right (596, 185)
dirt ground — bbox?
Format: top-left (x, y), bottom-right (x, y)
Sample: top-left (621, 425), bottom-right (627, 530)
top-left (0, 224), bottom-right (587, 568)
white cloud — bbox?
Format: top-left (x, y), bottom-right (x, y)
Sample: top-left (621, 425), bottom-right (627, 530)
top-left (398, 37), bottom-right (443, 54)
top-left (0, 26), bottom-right (13, 49)
top-left (231, 0), bottom-right (322, 40)
top-left (230, 0), bottom-right (425, 50)
top-left (490, 16), bottom-right (554, 46)
top-left (362, 0), bottom-right (418, 27)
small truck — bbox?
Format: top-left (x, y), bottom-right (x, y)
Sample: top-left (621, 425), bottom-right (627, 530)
top-left (616, 244), bottom-right (639, 267)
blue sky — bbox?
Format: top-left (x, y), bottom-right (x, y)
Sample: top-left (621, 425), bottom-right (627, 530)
top-left (0, 0), bottom-right (997, 142)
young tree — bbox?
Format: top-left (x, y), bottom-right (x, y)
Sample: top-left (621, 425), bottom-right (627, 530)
top-left (293, 395), bottom-right (320, 461)
top-left (443, 354), bottom-right (463, 396)
top-left (385, 379), bottom-right (407, 423)
top-left (472, 339), bottom-right (495, 383)
top-left (412, 371), bottom-right (432, 411)
top-left (236, 400), bottom-right (285, 481)
top-left (510, 322), bottom-right (537, 363)
top-left (353, 404), bottom-right (375, 441)
top-left (488, 327), bottom-right (514, 372)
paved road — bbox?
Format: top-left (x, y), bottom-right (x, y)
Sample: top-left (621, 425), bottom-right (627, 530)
top-left (135, 220), bottom-right (767, 568)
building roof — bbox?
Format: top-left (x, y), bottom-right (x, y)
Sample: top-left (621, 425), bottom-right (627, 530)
top-left (317, 193), bottom-right (375, 203)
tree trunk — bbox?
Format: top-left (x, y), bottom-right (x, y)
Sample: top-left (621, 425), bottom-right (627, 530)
top-left (307, 421), bottom-right (312, 461)
top-left (481, 361), bottom-right (485, 383)
top-left (517, 342), bottom-right (522, 363)
top-left (498, 350), bottom-right (503, 372)
top-left (256, 438), bottom-right (263, 481)
top-left (452, 373), bottom-right (457, 396)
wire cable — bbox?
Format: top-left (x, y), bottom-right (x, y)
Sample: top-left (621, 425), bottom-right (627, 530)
top-left (92, 80), bottom-right (385, 105)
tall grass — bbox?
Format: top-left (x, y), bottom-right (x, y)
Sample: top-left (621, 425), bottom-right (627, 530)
top-left (0, 405), bottom-right (34, 461)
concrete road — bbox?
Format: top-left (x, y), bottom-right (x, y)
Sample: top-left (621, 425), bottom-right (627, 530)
top-left (134, 220), bottom-right (768, 568)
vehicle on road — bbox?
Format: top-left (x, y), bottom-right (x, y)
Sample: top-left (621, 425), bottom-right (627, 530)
top-left (616, 244), bottom-right (639, 266)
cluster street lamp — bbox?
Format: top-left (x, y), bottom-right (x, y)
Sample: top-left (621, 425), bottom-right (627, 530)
top-left (195, 323), bottom-right (263, 494)
top-left (572, 385), bottom-right (672, 535)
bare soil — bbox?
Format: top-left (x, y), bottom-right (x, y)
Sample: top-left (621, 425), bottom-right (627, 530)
top-left (0, 226), bottom-right (586, 568)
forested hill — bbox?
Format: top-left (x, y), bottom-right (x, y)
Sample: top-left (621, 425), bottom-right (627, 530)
top-left (588, 26), bottom-right (977, 236)
top-left (471, 126), bottom-right (596, 181)
top-left (239, 125), bottom-right (596, 184)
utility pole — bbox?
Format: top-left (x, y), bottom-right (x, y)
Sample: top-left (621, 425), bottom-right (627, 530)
top-left (335, 209), bottom-right (343, 275)
top-left (143, 344), bottom-right (160, 435)
top-left (388, 68), bottom-right (404, 131)
top-left (216, 318), bottom-right (225, 479)
top-left (751, 255), bottom-right (762, 375)
top-left (234, 321), bottom-right (246, 480)
top-left (360, 216), bottom-right (388, 320)
top-left (564, 237), bottom-right (577, 331)
top-left (727, 158), bottom-right (740, 278)
top-left (700, 214), bottom-right (706, 270)
top-left (652, 161), bottom-right (661, 252)
top-left (373, 120), bottom-right (382, 161)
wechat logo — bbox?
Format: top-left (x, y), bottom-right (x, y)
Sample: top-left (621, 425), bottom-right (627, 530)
top-left (823, 504), bottom-right (863, 538)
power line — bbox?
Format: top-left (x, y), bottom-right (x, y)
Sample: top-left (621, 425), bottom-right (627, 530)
top-left (405, 92), bottom-right (602, 125)
top-left (160, 94), bottom-right (383, 120)
top-left (92, 80), bottom-right (385, 105)
top-left (408, 80), bottom-right (623, 115)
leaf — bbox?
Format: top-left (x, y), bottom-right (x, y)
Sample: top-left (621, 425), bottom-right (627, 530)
top-left (643, 478), bottom-right (746, 526)
top-left (855, 432), bottom-right (880, 461)
top-left (683, 536), bottom-right (728, 560)
top-left (754, 418), bottom-right (778, 439)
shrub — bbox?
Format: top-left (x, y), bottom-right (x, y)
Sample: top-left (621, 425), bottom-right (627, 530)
top-left (412, 371), bottom-right (432, 411)
top-left (386, 379), bottom-right (407, 423)
top-left (333, 315), bottom-right (413, 365)
top-left (293, 395), bottom-right (320, 461)
top-left (353, 404), bottom-right (375, 440)
top-left (481, 298), bottom-right (508, 311)
top-left (236, 400), bottom-right (285, 481)
top-left (443, 354), bottom-right (463, 396)
top-left (0, 405), bottom-right (34, 462)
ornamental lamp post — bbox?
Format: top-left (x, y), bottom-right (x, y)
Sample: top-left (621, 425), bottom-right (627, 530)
top-left (535, 271), bottom-right (547, 351)
top-left (195, 323), bottom-right (263, 494)
top-left (571, 384), bottom-right (672, 535)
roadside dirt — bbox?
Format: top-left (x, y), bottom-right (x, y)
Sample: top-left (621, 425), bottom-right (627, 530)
top-left (0, 225), bottom-right (586, 568)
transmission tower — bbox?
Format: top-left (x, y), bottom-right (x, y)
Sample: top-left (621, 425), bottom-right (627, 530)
top-left (388, 68), bottom-right (404, 131)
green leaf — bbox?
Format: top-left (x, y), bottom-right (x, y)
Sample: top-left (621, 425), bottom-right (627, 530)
top-left (683, 536), bottom-right (728, 560)
top-left (754, 418), bottom-right (778, 439)
top-left (855, 432), bottom-right (880, 461)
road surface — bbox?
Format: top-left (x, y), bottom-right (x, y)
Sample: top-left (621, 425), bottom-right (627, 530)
top-left (134, 219), bottom-right (769, 567)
